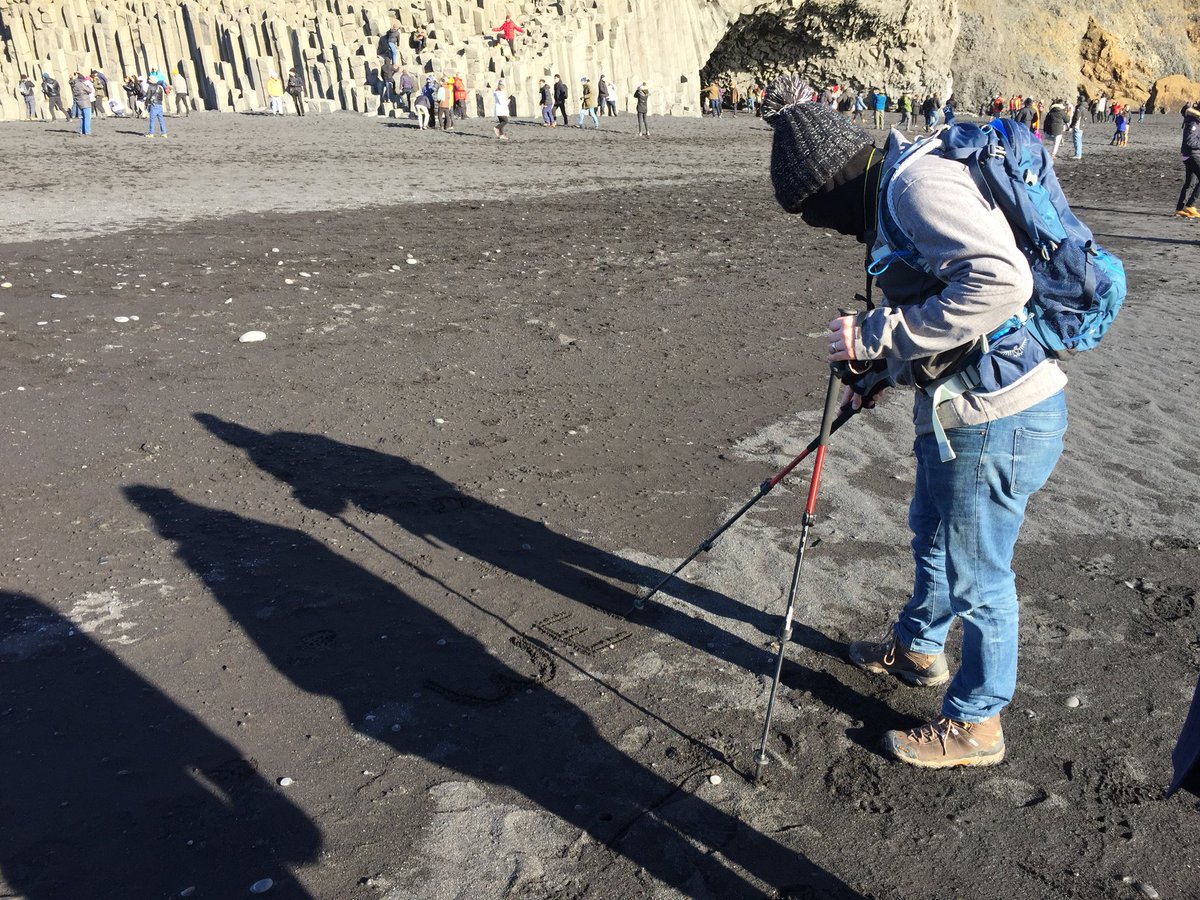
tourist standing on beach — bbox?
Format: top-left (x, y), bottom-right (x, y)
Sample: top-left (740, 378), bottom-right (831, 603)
top-left (605, 78), bottom-right (618, 116)
top-left (1044, 99), bottom-right (1068, 158)
top-left (763, 75), bottom-right (1068, 769)
top-left (871, 87), bottom-right (887, 129)
top-left (19, 74), bottom-right (36, 119)
top-left (705, 81), bottom-right (721, 118)
top-left (453, 76), bottom-right (468, 119)
top-left (286, 69), bottom-right (306, 117)
top-left (145, 75), bottom-right (167, 136)
top-left (553, 75), bottom-right (568, 126)
top-left (123, 75), bottom-right (144, 117)
top-left (90, 70), bottom-right (108, 118)
top-left (634, 82), bottom-right (650, 136)
top-left (397, 70), bottom-right (414, 112)
top-left (577, 77), bottom-right (599, 128)
top-left (538, 79), bottom-right (554, 126)
top-left (413, 79), bottom-right (431, 129)
top-left (266, 72), bottom-right (284, 115)
top-left (437, 76), bottom-right (454, 130)
top-left (1069, 96), bottom-right (1085, 159)
top-left (171, 69), bottom-right (190, 116)
top-left (597, 75), bottom-right (609, 116)
top-left (897, 93), bottom-right (912, 130)
top-left (1013, 97), bottom-right (1036, 130)
top-left (71, 73), bottom-right (94, 135)
top-left (1174, 103), bottom-right (1200, 218)
top-left (492, 80), bottom-right (509, 141)
top-left (42, 73), bottom-right (65, 120)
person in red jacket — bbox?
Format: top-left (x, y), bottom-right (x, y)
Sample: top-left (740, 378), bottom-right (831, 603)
top-left (492, 15), bottom-right (524, 55)
top-left (452, 75), bottom-right (467, 119)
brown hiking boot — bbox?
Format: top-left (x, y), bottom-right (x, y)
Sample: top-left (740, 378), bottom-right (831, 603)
top-left (883, 715), bottom-right (1005, 768)
top-left (848, 626), bottom-right (949, 687)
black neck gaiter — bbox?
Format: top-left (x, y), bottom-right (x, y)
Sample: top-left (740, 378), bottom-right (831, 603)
top-left (798, 145), bottom-right (882, 242)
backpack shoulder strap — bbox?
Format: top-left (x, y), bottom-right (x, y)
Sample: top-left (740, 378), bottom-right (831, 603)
top-left (867, 131), bottom-right (947, 275)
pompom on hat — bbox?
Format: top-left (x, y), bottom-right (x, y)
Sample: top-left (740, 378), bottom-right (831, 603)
top-left (764, 75), bottom-right (873, 213)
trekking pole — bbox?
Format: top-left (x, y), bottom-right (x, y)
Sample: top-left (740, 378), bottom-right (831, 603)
top-left (754, 364), bottom-right (844, 780)
top-left (630, 404), bottom-right (858, 613)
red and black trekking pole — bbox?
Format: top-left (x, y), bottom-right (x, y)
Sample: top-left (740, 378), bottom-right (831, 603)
top-left (631, 403), bottom-right (859, 613)
top-left (754, 364), bottom-right (845, 780)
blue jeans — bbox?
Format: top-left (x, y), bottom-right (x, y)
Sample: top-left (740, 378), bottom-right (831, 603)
top-left (148, 103), bottom-right (166, 134)
top-left (79, 105), bottom-right (92, 135)
top-left (577, 107), bottom-right (598, 128)
top-left (895, 391), bottom-right (1067, 723)
top-left (387, 41), bottom-right (398, 64)
top-left (1072, 126), bottom-right (1083, 157)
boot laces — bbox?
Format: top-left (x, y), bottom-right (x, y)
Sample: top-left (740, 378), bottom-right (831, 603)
top-left (909, 717), bottom-right (964, 754)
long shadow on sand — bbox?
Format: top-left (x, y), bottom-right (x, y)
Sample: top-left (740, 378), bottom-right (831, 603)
top-left (123, 482), bottom-right (863, 898)
top-left (194, 414), bottom-right (778, 660)
top-left (0, 591), bottom-right (321, 900)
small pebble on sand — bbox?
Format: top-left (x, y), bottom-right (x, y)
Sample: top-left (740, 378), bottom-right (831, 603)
top-left (1, 282), bottom-right (11, 288)
top-left (434, 418), bottom-right (446, 424)
top-left (249, 878), bottom-right (274, 894)
top-left (708, 774), bottom-right (723, 785)
top-left (114, 316), bottom-right (130, 323)
top-left (239, 330), bottom-right (267, 343)
top-left (1134, 882), bottom-right (1160, 899)
top-left (51, 293), bottom-right (66, 299)
top-left (1065, 695), bottom-right (1081, 709)
top-left (278, 776), bottom-right (294, 787)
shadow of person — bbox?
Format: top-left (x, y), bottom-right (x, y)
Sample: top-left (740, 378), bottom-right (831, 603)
top-left (124, 486), bottom-right (863, 899)
top-left (192, 413), bottom-right (773, 670)
top-left (0, 591), bottom-right (320, 900)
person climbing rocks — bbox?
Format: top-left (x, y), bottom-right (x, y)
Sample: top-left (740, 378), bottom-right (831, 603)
top-left (385, 23), bottom-right (400, 65)
top-left (762, 75), bottom-right (1068, 769)
top-left (379, 58), bottom-right (396, 107)
top-left (411, 25), bottom-right (427, 54)
top-left (1174, 103), bottom-right (1200, 218)
top-left (492, 14), bottom-right (524, 56)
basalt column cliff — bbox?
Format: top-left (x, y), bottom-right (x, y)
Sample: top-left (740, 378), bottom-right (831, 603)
top-left (0, 0), bottom-right (1197, 120)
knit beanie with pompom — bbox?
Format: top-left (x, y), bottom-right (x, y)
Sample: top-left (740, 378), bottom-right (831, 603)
top-left (764, 75), bottom-right (874, 213)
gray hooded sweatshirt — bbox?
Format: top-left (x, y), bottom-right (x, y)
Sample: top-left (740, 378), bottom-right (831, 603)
top-left (854, 130), bottom-right (1067, 435)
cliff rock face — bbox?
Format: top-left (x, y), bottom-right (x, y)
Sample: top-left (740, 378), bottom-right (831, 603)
top-left (0, 0), bottom-right (1197, 121)
top-left (951, 0), bottom-right (1200, 108)
top-left (703, 0), bottom-right (959, 98)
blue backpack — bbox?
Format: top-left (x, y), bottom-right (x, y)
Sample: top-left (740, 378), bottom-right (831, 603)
top-left (869, 117), bottom-right (1126, 359)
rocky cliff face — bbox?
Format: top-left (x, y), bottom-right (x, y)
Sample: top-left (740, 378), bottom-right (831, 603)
top-left (0, 0), bottom-right (1196, 121)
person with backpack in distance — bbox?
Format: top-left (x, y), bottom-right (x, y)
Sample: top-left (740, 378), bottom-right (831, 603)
top-left (538, 79), bottom-right (554, 126)
top-left (553, 74), bottom-right (569, 126)
top-left (145, 75), bottom-right (167, 137)
top-left (41, 72), bottom-right (66, 121)
top-left (762, 75), bottom-right (1122, 768)
top-left (1176, 103), bottom-right (1200, 218)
